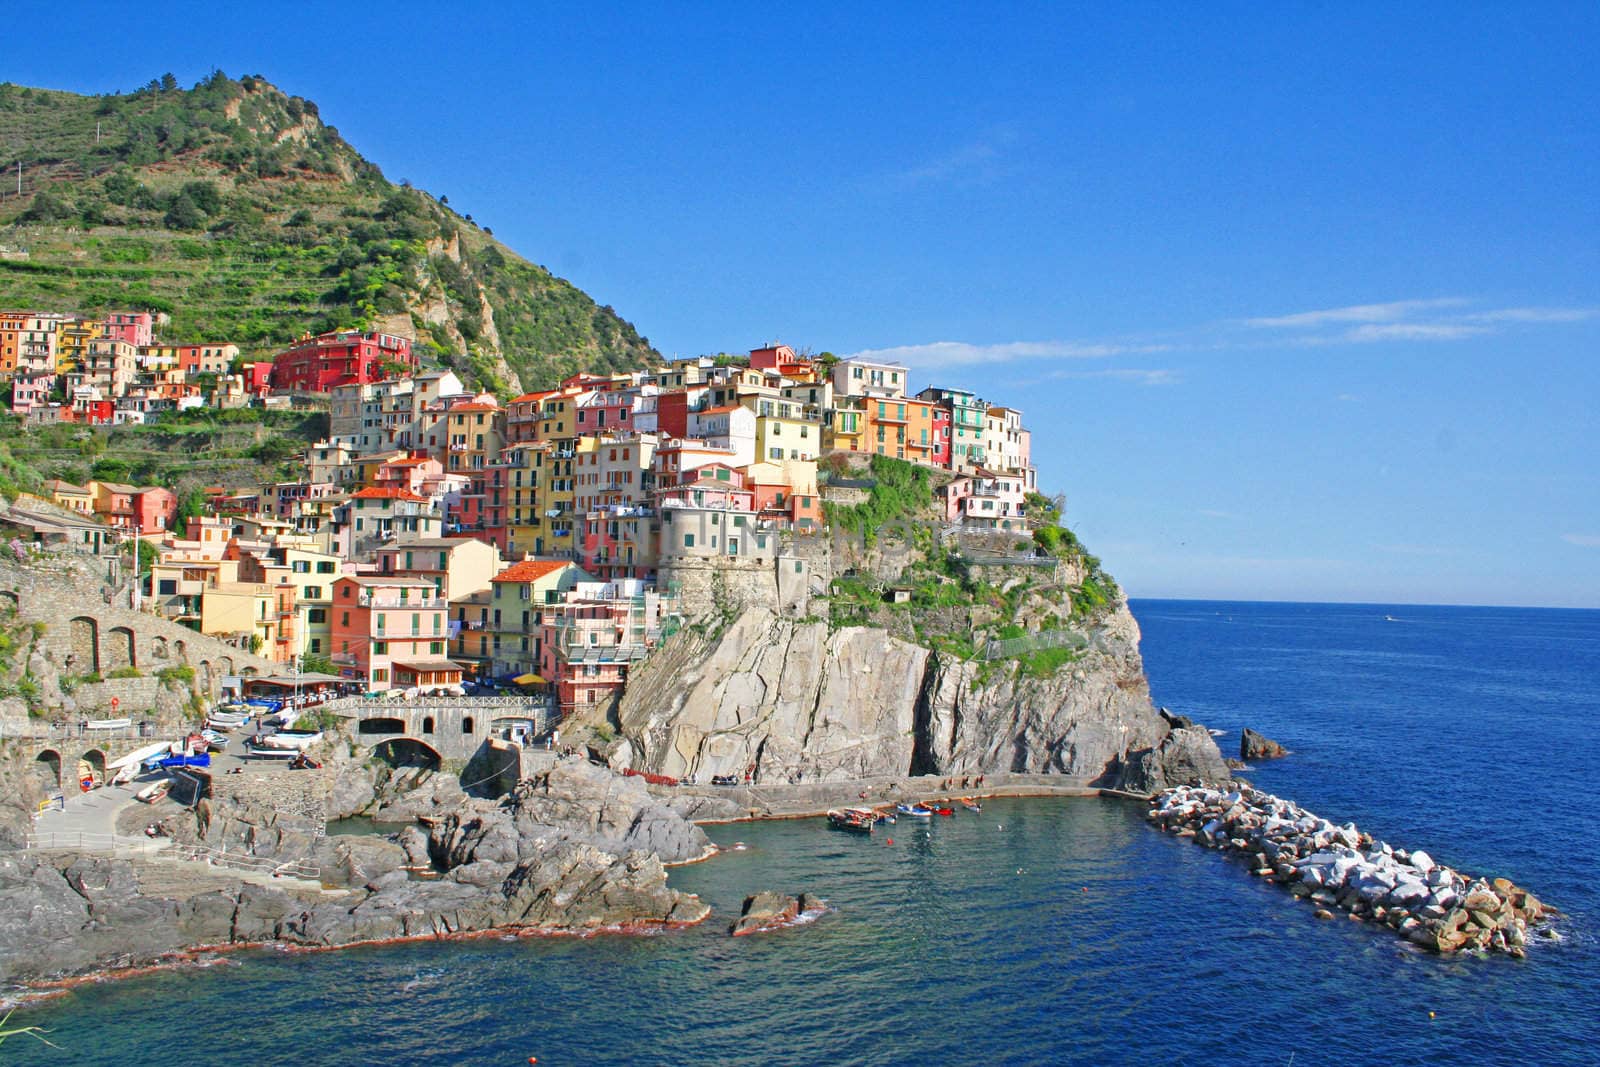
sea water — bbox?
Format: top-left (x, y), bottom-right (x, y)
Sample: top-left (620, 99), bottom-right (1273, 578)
top-left (14, 600), bottom-right (1599, 1065)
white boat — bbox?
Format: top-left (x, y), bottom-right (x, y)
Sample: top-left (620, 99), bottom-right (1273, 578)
top-left (244, 744), bottom-right (299, 759)
top-left (107, 741), bottom-right (173, 771)
top-left (135, 779), bottom-right (171, 804)
top-left (255, 730), bottom-right (323, 752)
top-left (86, 717), bottom-right (132, 731)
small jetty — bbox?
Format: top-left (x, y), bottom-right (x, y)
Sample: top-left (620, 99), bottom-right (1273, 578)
top-left (1148, 785), bottom-right (1554, 957)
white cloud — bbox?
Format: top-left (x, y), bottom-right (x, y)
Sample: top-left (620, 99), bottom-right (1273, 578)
top-left (1341, 323), bottom-right (1490, 342)
top-left (1562, 533), bottom-right (1600, 548)
top-left (842, 339), bottom-right (1171, 369)
top-left (1459, 307), bottom-right (1599, 324)
top-left (1244, 299), bottom-right (1466, 329)
top-left (1048, 367), bottom-right (1180, 386)
top-left (890, 127), bottom-right (1021, 189)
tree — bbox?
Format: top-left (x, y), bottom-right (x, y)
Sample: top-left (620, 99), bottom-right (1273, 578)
top-left (298, 652), bottom-right (336, 676)
top-left (163, 191), bottom-right (204, 230)
top-left (160, 72), bottom-right (178, 92)
top-left (174, 487), bottom-right (208, 536)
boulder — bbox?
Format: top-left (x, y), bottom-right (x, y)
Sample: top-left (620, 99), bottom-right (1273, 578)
top-left (1239, 728), bottom-right (1287, 761)
top-left (730, 890), bottom-right (804, 936)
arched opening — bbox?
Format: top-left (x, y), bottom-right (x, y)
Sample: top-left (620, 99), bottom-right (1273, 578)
top-left (106, 626), bottom-right (136, 670)
top-left (151, 635), bottom-right (170, 661)
top-left (69, 616), bottom-right (99, 674)
top-left (219, 655), bottom-right (235, 676)
top-left (33, 749), bottom-right (62, 791)
top-left (174, 639), bottom-right (188, 664)
top-left (0, 590), bottom-right (18, 613)
top-left (198, 660), bottom-right (214, 693)
top-left (422, 716), bottom-right (435, 735)
top-left (76, 749), bottom-right (107, 792)
top-left (462, 716), bottom-right (475, 734)
top-left (371, 737), bottom-right (442, 772)
top-left (357, 716), bottom-right (407, 736)
top-left (241, 666), bottom-right (260, 680)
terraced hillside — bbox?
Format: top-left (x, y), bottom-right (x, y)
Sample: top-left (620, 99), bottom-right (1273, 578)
top-left (0, 73), bottom-right (657, 393)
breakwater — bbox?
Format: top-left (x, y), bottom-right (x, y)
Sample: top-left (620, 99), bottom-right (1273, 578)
top-left (1147, 785), bottom-right (1554, 956)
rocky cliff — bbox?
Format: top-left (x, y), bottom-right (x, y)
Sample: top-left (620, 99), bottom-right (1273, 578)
top-left (604, 599), bottom-right (1227, 792)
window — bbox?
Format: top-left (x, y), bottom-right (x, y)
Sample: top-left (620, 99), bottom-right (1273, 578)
top-left (308, 608), bottom-right (327, 624)
top-left (373, 669), bottom-right (389, 682)
top-left (291, 560), bottom-right (310, 573)
top-left (422, 716), bottom-right (435, 735)
top-left (684, 533), bottom-right (695, 548)
top-left (373, 641), bottom-right (388, 654)
top-left (316, 561), bottom-right (335, 574)
top-left (430, 641), bottom-right (444, 654)
top-left (158, 579), bottom-right (177, 595)
top-left (462, 716), bottom-right (475, 734)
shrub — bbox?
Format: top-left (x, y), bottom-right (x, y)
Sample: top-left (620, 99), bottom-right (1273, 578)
top-left (107, 666), bottom-right (143, 679)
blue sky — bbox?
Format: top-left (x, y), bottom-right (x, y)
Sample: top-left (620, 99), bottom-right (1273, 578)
top-left (7, 3), bottom-right (1598, 606)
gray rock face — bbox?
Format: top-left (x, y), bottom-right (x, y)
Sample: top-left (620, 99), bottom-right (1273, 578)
top-left (430, 758), bottom-right (713, 867)
top-left (615, 601), bottom-right (1225, 793)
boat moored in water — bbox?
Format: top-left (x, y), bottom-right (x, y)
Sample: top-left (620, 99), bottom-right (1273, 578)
top-left (827, 808), bottom-right (876, 834)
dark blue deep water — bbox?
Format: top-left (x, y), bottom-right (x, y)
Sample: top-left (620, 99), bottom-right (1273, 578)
top-left (14, 600), bottom-right (1600, 1065)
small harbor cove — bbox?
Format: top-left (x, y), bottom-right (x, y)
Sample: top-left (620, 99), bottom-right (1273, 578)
top-left (10, 601), bottom-right (1599, 1065)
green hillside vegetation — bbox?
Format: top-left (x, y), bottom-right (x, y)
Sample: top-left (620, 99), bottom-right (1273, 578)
top-left (0, 407), bottom-right (329, 500)
top-left (0, 73), bottom-right (657, 394)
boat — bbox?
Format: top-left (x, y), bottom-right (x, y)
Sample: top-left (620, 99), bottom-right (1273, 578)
top-left (874, 810), bottom-right (897, 824)
top-left (253, 730), bottom-right (323, 752)
top-left (244, 744), bottom-right (299, 760)
top-left (959, 798), bottom-right (982, 813)
top-left (896, 803), bottom-right (934, 818)
top-left (827, 808), bottom-right (876, 834)
top-left (158, 752), bottom-right (210, 769)
top-left (85, 717), bottom-right (132, 731)
top-left (932, 806), bottom-right (956, 816)
top-left (135, 779), bottom-right (171, 804)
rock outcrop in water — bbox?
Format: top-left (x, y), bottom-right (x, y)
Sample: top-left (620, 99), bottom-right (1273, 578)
top-left (607, 602), bottom-right (1223, 793)
top-left (729, 890), bottom-right (825, 936)
top-left (1147, 785), bottom-right (1553, 957)
top-left (1239, 728), bottom-right (1287, 761)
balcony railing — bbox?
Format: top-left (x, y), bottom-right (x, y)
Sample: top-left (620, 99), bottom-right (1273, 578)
top-left (359, 593), bottom-right (439, 609)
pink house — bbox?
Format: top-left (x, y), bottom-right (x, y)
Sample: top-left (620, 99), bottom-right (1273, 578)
top-left (101, 312), bottom-right (154, 348)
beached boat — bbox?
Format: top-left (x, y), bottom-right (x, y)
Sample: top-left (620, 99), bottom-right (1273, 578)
top-left (254, 730), bottom-right (322, 752)
top-left (827, 808), bottom-right (876, 834)
top-left (896, 803), bottom-right (934, 818)
top-left (158, 752), bottom-right (210, 769)
top-left (241, 742), bottom-right (299, 758)
top-left (135, 779), bottom-right (171, 804)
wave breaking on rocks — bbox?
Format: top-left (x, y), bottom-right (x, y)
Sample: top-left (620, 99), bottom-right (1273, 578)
top-left (1147, 785), bottom-right (1555, 957)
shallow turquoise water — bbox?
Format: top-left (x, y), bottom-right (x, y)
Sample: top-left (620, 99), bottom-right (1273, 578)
top-left (13, 601), bottom-right (1599, 1065)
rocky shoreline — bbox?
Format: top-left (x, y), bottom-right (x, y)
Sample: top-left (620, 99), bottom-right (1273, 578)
top-left (1147, 785), bottom-right (1555, 956)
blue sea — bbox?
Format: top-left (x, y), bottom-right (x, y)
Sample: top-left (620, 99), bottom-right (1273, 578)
top-left (15, 600), bottom-right (1599, 1065)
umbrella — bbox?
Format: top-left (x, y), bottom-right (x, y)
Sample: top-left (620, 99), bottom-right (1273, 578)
top-left (513, 673), bottom-right (545, 686)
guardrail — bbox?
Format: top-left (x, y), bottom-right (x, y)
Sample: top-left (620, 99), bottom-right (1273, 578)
top-left (26, 830), bottom-right (168, 856)
top-left (320, 693), bottom-right (550, 713)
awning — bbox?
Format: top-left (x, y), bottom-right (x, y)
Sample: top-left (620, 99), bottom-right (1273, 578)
top-left (512, 673), bottom-right (546, 685)
top-left (392, 659), bottom-right (464, 674)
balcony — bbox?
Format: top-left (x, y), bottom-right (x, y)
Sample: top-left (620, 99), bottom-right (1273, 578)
top-left (359, 593), bottom-right (439, 609)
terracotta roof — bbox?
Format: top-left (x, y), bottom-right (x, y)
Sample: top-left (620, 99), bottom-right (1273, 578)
top-left (351, 487), bottom-right (430, 502)
top-left (492, 559), bottom-right (574, 584)
top-left (449, 403), bottom-right (499, 413)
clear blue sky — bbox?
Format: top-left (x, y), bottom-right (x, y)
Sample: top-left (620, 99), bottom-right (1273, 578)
top-left (9, 2), bottom-right (1598, 607)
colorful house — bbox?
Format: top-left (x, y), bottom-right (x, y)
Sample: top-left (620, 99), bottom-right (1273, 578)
top-left (328, 575), bottom-right (457, 691)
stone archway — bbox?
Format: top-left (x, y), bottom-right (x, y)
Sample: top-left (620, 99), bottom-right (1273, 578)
top-left (219, 655), bottom-right (235, 676)
top-left (0, 590), bottom-right (18, 613)
top-left (371, 737), bottom-right (442, 771)
top-left (357, 716), bottom-right (407, 736)
top-left (241, 666), bottom-right (260, 680)
top-left (174, 639), bottom-right (188, 664)
top-left (70, 616), bottom-right (100, 674)
top-left (33, 749), bottom-right (62, 792)
top-left (151, 635), bottom-right (170, 661)
top-left (76, 749), bottom-right (107, 791)
top-left (106, 626), bottom-right (136, 671)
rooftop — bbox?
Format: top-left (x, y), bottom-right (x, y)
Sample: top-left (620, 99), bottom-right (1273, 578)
top-left (492, 559), bottom-right (575, 584)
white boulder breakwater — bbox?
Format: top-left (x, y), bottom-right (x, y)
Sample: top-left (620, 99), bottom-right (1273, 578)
top-left (1148, 785), bottom-right (1554, 957)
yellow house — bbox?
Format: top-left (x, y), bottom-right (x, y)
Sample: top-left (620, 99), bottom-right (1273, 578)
top-left (44, 479), bottom-right (95, 514)
top-left (754, 411), bottom-right (821, 463)
top-left (825, 396), bottom-right (868, 454)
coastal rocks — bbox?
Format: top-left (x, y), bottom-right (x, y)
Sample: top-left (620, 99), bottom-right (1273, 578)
top-left (1120, 725), bottom-right (1233, 794)
top-left (611, 601), bottom-right (1227, 792)
top-left (429, 758), bottom-right (714, 867)
top-left (1240, 728), bottom-right (1287, 761)
top-left (729, 890), bottom-right (825, 936)
top-left (1147, 785), bottom-right (1553, 957)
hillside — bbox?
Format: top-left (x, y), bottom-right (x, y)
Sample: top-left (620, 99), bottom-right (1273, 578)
top-left (0, 73), bottom-right (657, 393)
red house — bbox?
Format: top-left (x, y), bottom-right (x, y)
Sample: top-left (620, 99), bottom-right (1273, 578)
top-left (101, 311), bottom-right (154, 348)
top-left (269, 331), bottom-right (416, 393)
